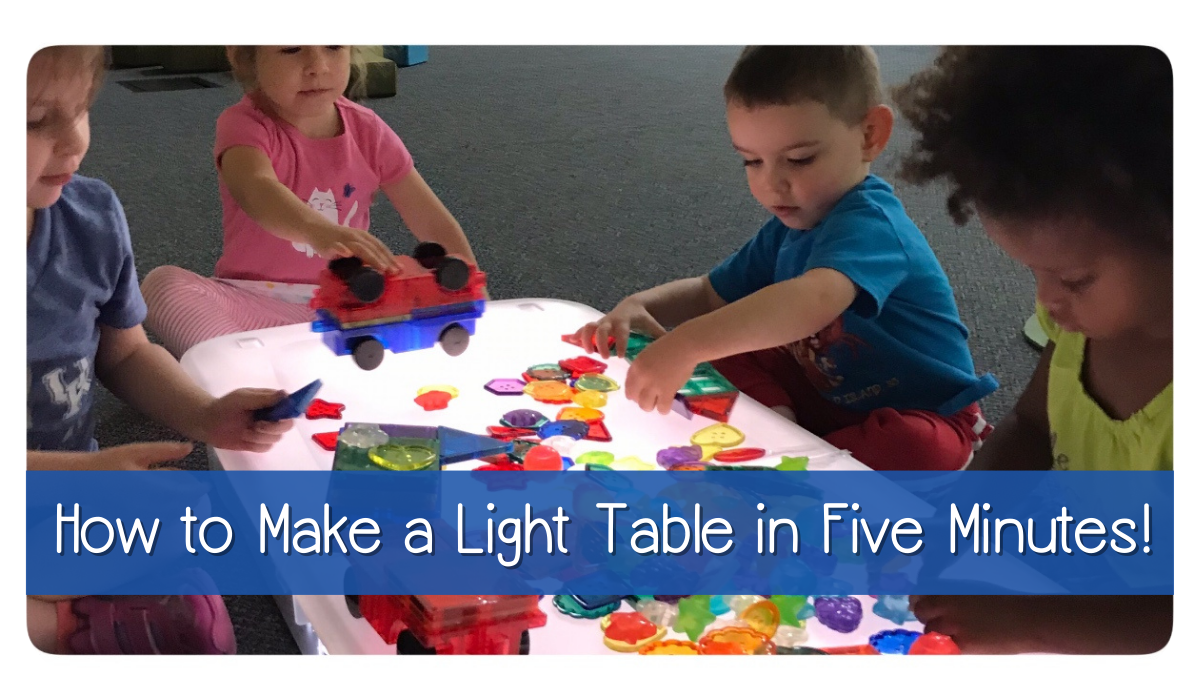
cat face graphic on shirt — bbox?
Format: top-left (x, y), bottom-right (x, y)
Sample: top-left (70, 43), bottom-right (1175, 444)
top-left (307, 188), bottom-right (339, 224)
top-left (295, 187), bottom-right (360, 257)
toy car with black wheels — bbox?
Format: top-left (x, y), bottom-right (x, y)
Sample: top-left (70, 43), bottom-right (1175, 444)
top-left (310, 243), bottom-right (488, 370)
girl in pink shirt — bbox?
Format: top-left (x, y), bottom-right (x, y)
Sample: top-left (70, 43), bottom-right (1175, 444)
top-left (143, 45), bottom-right (476, 357)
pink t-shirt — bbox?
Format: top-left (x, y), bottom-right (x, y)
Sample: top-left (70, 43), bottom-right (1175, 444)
top-left (213, 95), bottom-right (414, 284)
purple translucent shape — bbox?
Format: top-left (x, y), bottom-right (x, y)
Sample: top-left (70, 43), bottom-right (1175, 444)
top-left (485, 378), bottom-right (527, 395)
top-left (653, 595), bottom-right (686, 604)
top-left (502, 409), bottom-right (546, 428)
top-left (814, 596), bottom-right (863, 633)
top-left (656, 445), bottom-right (704, 467)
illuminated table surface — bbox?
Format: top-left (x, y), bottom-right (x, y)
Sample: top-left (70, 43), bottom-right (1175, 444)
top-left (181, 298), bottom-right (921, 654)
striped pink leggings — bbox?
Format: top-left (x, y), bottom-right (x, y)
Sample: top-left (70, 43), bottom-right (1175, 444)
top-left (141, 266), bottom-right (316, 358)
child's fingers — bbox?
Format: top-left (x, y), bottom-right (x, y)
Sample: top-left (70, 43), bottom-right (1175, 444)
top-left (908, 595), bottom-right (945, 623)
top-left (576, 323), bottom-right (598, 353)
top-left (613, 324), bottom-right (631, 359)
top-left (595, 320), bottom-right (614, 359)
top-left (655, 391), bottom-right (674, 415)
top-left (238, 429), bottom-right (281, 451)
top-left (253, 419), bottom-right (293, 436)
top-left (641, 315), bottom-right (669, 339)
top-left (233, 388), bottom-right (288, 410)
top-left (359, 234), bottom-right (396, 272)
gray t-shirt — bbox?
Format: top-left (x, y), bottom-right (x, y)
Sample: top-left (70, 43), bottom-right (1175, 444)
top-left (27, 176), bottom-right (146, 451)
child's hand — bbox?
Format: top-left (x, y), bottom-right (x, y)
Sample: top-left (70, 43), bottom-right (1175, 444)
top-left (308, 225), bottom-right (399, 274)
top-left (624, 332), bottom-right (699, 414)
top-left (200, 388), bottom-right (294, 452)
top-left (574, 298), bottom-right (668, 359)
top-left (910, 595), bottom-right (1040, 654)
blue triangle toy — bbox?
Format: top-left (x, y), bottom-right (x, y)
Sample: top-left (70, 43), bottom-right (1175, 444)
top-left (254, 379), bottom-right (323, 422)
top-left (437, 426), bottom-right (513, 464)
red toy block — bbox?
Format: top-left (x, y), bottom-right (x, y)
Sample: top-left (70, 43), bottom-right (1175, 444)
top-left (306, 399), bottom-right (345, 420)
top-left (361, 595), bottom-right (546, 654)
top-left (312, 432), bottom-right (340, 451)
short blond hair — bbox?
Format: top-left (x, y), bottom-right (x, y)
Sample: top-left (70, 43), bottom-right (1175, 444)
top-left (27, 45), bottom-right (107, 107)
top-left (226, 45), bottom-right (368, 100)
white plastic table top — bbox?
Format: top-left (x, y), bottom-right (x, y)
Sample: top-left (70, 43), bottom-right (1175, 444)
top-left (180, 298), bottom-right (922, 654)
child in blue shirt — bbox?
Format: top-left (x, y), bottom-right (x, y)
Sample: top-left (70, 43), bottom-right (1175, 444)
top-left (573, 46), bottom-right (996, 471)
top-left (26, 46), bottom-right (291, 655)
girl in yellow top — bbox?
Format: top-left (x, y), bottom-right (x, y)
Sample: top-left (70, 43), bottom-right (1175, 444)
top-left (893, 47), bottom-right (1172, 653)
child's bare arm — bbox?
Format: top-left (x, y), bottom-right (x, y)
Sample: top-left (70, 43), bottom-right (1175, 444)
top-left (666, 267), bottom-right (856, 363)
top-left (573, 276), bottom-right (727, 358)
top-left (967, 344), bottom-right (1054, 470)
top-left (218, 146), bottom-right (396, 271)
top-left (94, 324), bottom-right (290, 452)
top-left (381, 170), bottom-right (476, 264)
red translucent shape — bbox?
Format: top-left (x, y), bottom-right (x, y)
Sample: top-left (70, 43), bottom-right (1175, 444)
top-left (714, 447), bottom-right (766, 463)
top-left (558, 356), bottom-right (608, 378)
top-left (522, 445), bottom-right (564, 471)
top-left (907, 632), bottom-right (961, 655)
top-left (414, 390), bottom-right (452, 411)
top-left (584, 421), bottom-right (612, 442)
top-left (605, 612), bottom-right (659, 644)
top-left (306, 399), bottom-right (345, 420)
top-left (487, 426), bottom-right (538, 440)
top-left (311, 432), bottom-right (340, 451)
top-left (821, 644), bottom-right (881, 655)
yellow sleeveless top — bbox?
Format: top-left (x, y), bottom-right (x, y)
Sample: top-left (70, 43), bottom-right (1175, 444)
top-left (1037, 305), bottom-right (1172, 470)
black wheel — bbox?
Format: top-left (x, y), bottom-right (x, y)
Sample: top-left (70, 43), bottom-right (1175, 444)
top-left (351, 338), bottom-right (385, 370)
top-left (344, 595), bottom-right (361, 619)
top-left (434, 258), bottom-right (471, 291)
top-left (397, 629), bottom-right (437, 655)
top-left (519, 630), bottom-right (530, 655)
top-left (328, 256), bottom-right (364, 280)
top-left (346, 268), bottom-right (386, 303)
top-left (413, 242), bottom-right (447, 269)
top-left (439, 324), bottom-right (470, 357)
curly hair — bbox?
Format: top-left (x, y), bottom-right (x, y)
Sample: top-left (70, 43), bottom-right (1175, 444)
top-left (894, 46), bottom-right (1172, 250)
top-left (725, 46), bottom-right (882, 125)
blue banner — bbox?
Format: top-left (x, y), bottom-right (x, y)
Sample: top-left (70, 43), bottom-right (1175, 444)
top-left (27, 470), bottom-right (1171, 596)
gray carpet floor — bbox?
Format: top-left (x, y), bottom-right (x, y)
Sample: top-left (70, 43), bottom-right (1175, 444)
top-left (80, 46), bottom-right (1039, 653)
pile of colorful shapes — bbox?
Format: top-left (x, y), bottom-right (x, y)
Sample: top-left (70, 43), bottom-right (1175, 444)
top-left (562, 332), bottom-right (741, 422)
top-left (328, 423), bottom-right (512, 471)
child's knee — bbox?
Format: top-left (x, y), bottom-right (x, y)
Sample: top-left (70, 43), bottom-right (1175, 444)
top-left (828, 409), bottom-right (972, 471)
top-left (140, 265), bottom-right (192, 300)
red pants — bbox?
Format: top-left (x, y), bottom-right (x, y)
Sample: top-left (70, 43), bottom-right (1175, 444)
top-left (712, 347), bottom-right (989, 471)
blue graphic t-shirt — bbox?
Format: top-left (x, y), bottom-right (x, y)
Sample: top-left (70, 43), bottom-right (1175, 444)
top-left (708, 175), bottom-right (997, 415)
top-left (27, 176), bottom-right (147, 451)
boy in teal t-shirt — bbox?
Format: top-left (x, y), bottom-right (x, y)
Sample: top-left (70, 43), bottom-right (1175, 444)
top-left (573, 46), bottom-right (996, 472)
